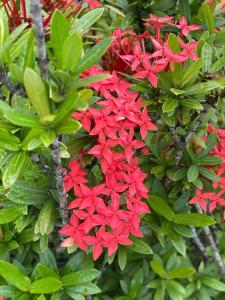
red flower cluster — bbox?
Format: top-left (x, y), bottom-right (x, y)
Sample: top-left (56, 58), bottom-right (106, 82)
top-left (103, 15), bottom-right (200, 87)
top-left (60, 67), bottom-right (157, 260)
top-left (189, 125), bottom-right (225, 212)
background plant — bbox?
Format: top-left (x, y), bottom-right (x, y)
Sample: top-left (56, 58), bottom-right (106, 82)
top-left (0, 0), bottom-right (225, 300)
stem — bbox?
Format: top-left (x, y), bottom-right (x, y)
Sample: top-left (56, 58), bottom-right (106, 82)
top-left (51, 138), bottom-right (69, 226)
top-left (195, 203), bottom-right (225, 280)
top-left (169, 103), bottom-right (210, 168)
top-left (0, 68), bottom-right (26, 97)
top-left (30, 0), bottom-right (49, 81)
top-left (191, 227), bottom-right (207, 259)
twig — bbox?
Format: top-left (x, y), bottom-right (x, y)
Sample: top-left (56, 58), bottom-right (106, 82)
top-left (169, 103), bottom-right (210, 168)
top-left (0, 68), bottom-right (26, 97)
top-left (32, 153), bottom-right (50, 173)
top-left (51, 138), bottom-right (69, 225)
top-left (191, 227), bottom-right (207, 259)
top-left (30, 0), bottom-right (49, 81)
top-left (195, 203), bottom-right (225, 280)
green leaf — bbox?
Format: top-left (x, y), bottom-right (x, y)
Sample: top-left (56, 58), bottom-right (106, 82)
top-left (197, 155), bottom-right (223, 165)
top-left (118, 247), bottom-right (127, 271)
top-left (3, 152), bottom-right (28, 188)
top-left (24, 68), bottom-right (50, 118)
top-left (0, 128), bottom-right (21, 151)
top-left (185, 78), bottom-right (225, 96)
top-left (173, 168), bottom-right (187, 181)
top-left (199, 3), bottom-right (214, 33)
top-left (173, 213), bottom-right (215, 227)
top-left (62, 32), bottom-right (82, 72)
top-left (65, 283), bottom-right (101, 295)
top-left (154, 288), bottom-right (165, 300)
top-left (179, 0), bottom-right (191, 22)
top-left (202, 276), bottom-right (225, 291)
top-left (187, 165), bottom-right (199, 183)
top-left (181, 59), bottom-right (202, 87)
top-left (162, 98), bottom-right (178, 113)
top-left (150, 259), bottom-right (165, 278)
top-left (147, 279), bottom-right (161, 289)
top-left (199, 167), bottom-right (219, 182)
top-left (30, 277), bottom-right (62, 294)
top-left (171, 233), bottom-right (186, 256)
top-left (201, 43), bottom-right (213, 73)
top-left (167, 267), bottom-right (195, 279)
top-left (3, 110), bottom-right (44, 128)
top-left (0, 207), bottom-right (21, 224)
top-left (129, 237), bottom-right (152, 255)
top-left (75, 38), bottom-right (113, 74)
top-left (0, 260), bottom-right (31, 292)
top-left (166, 281), bottom-right (185, 300)
top-left (179, 99), bottom-right (203, 110)
top-left (56, 118), bottom-right (81, 135)
top-left (206, 133), bottom-right (217, 151)
top-left (0, 286), bottom-right (18, 298)
top-left (50, 9), bottom-right (69, 67)
top-left (73, 8), bottom-right (105, 33)
top-left (167, 34), bottom-right (181, 53)
top-left (148, 195), bottom-right (175, 221)
top-left (40, 130), bottom-right (56, 148)
top-left (170, 88), bottom-right (185, 95)
top-left (35, 200), bottom-right (55, 235)
top-left (37, 264), bottom-right (58, 279)
top-left (62, 269), bottom-right (100, 287)
top-left (72, 74), bottom-right (111, 88)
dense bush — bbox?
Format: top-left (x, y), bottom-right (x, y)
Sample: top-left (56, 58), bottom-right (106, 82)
top-left (0, 0), bottom-right (225, 299)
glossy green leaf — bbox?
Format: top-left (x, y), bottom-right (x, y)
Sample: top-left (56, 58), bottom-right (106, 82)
top-left (0, 207), bottom-right (21, 224)
top-left (34, 200), bottom-right (55, 235)
top-left (75, 38), bottom-right (113, 74)
top-left (148, 195), bottom-right (175, 221)
top-left (24, 68), bottom-right (50, 118)
top-left (201, 43), bottom-right (213, 73)
top-left (40, 130), bottom-right (56, 148)
top-left (3, 110), bottom-right (44, 128)
top-left (30, 277), bottom-right (62, 294)
top-left (202, 276), bottom-right (225, 291)
top-left (0, 260), bottom-right (31, 291)
top-left (62, 269), bottom-right (100, 287)
top-left (187, 165), bottom-right (199, 183)
top-left (167, 267), bottom-right (195, 279)
top-left (62, 32), bottom-right (82, 71)
top-left (199, 3), bottom-right (214, 33)
top-left (118, 247), bottom-right (127, 271)
top-left (50, 9), bottom-right (69, 66)
top-left (162, 98), bottom-right (178, 113)
top-left (199, 167), bottom-right (219, 182)
top-left (173, 213), bottom-right (215, 227)
top-left (65, 283), bottom-right (101, 295)
top-left (181, 59), bottom-right (202, 87)
top-left (129, 237), bottom-right (152, 255)
top-left (150, 259), bottom-right (165, 278)
top-left (0, 128), bottom-right (21, 151)
top-left (56, 117), bottom-right (81, 135)
top-left (179, 0), bottom-right (191, 22)
top-left (197, 155), bottom-right (223, 165)
top-left (73, 8), bottom-right (105, 33)
top-left (3, 152), bottom-right (28, 188)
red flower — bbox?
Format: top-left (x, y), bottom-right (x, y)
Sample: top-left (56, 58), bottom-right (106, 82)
top-left (85, 0), bottom-right (102, 9)
top-left (176, 17), bottom-right (201, 37)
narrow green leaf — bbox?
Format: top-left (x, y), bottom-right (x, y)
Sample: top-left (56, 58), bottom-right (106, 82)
top-left (0, 128), bottom-right (21, 151)
top-left (3, 152), bottom-right (28, 188)
top-left (167, 267), bottom-right (195, 279)
top-left (197, 155), bottom-right (223, 165)
top-left (199, 3), bottom-right (214, 33)
top-left (150, 259), bottom-right (165, 278)
top-left (180, 99), bottom-right (203, 110)
top-left (75, 38), bottom-right (113, 74)
top-left (30, 277), bottom-right (62, 294)
top-left (72, 74), bottom-right (111, 88)
top-left (201, 43), bottom-right (213, 73)
top-left (181, 59), bottom-right (202, 87)
top-left (179, 0), bottom-right (191, 22)
top-left (40, 130), bottom-right (56, 148)
top-left (62, 32), bottom-right (82, 71)
top-left (199, 167), bottom-right (219, 182)
top-left (202, 277), bottom-right (225, 291)
top-left (173, 213), bottom-right (215, 227)
top-left (56, 118), bottom-right (81, 135)
top-left (50, 9), bottom-right (69, 66)
top-left (162, 98), bottom-right (178, 113)
top-left (0, 260), bottom-right (31, 292)
top-left (148, 195), bottom-right (175, 221)
top-left (62, 269), bottom-right (100, 287)
top-left (118, 247), bottom-right (127, 271)
top-left (0, 207), bottom-right (21, 224)
top-left (24, 68), bottom-right (50, 118)
top-left (129, 237), bottom-right (152, 255)
top-left (187, 165), bottom-right (199, 183)
top-left (3, 110), bottom-right (44, 128)
top-left (65, 283), bottom-right (101, 295)
top-left (73, 8), bottom-right (105, 33)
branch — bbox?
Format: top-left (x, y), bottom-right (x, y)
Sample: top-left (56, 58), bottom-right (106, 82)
top-left (0, 68), bottom-right (26, 97)
top-left (191, 227), bottom-right (207, 259)
top-left (30, 0), bottom-right (49, 81)
top-left (195, 203), bottom-right (225, 280)
top-left (51, 138), bottom-right (69, 226)
top-left (170, 103), bottom-right (210, 168)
